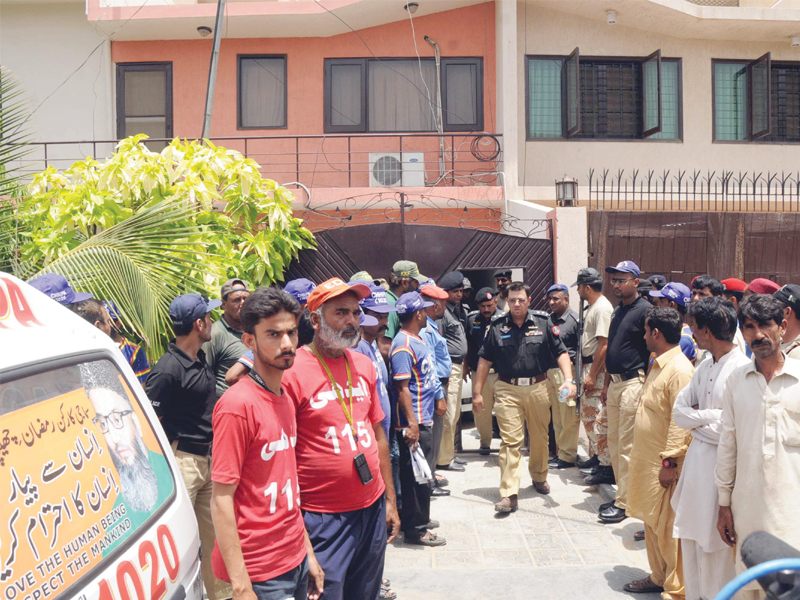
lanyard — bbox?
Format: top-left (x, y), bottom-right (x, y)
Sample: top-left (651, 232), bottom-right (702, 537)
top-left (309, 344), bottom-right (356, 435)
top-left (248, 370), bottom-right (278, 396)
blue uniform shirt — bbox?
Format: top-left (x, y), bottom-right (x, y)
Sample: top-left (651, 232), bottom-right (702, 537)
top-left (354, 338), bottom-right (392, 438)
top-left (422, 317), bottom-right (453, 380)
top-left (390, 330), bottom-right (444, 428)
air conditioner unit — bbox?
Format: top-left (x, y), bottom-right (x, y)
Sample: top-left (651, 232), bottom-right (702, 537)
top-left (368, 152), bottom-right (425, 188)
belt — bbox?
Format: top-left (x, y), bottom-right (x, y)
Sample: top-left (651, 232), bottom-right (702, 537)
top-left (176, 439), bottom-right (212, 456)
top-left (609, 369), bottom-right (644, 383)
top-left (581, 356), bottom-right (594, 365)
top-left (497, 373), bottom-right (546, 386)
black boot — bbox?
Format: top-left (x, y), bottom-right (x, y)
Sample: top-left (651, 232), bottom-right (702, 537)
top-left (576, 454), bottom-right (599, 470)
top-left (584, 465), bottom-right (615, 485)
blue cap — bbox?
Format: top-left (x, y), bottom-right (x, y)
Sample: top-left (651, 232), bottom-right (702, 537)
top-left (395, 291), bottom-right (434, 316)
top-left (438, 271), bottom-right (465, 291)
top-left (605, 260), bottom-right (641, 278)
top-left (169, 294), bottom-right (222, 327)
top-left (359, 310), bottom-right (379, 327)
top-left (103, 300), bottom-right (120, 320)
top-left (547, 284), bottom-right (569, 295)
top-left (360, 284), bottom-right (398, 314)
top-left (650, 282), bottom-right (691, 307)
top-left (284, 278), bottom-right (316, 305)
top-left (28, 273), bottom-right (93, 305)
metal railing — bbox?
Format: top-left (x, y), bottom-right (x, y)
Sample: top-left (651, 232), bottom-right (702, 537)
top-left (684, 0), bottom-right (739, 6)
top-left (588, 169), bottom-right (800, 212)
top-left (17, 133), bottom-right (503, 190)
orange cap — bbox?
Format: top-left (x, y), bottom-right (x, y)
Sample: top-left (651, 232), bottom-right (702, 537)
top-left (307, 277), bottom-right (371, 312)
top-left (419, 283), bottom-right (448, 300)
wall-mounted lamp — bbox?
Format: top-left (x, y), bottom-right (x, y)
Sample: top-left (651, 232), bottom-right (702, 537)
top-left (404, 2), bottom-right (419, 14)
top-left (792, 34), bottom-right (800, 47)
top-left (197, 26), bottom-right (213, 37)
top-left (606, 10), bottom-right (617, 25)
top-left (556, 175), bottom-right (579, 207)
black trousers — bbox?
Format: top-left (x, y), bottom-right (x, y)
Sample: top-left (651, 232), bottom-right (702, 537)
top-left (396, 424), bottom-right (432, 540)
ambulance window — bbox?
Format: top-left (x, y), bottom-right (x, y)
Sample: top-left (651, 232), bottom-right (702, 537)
top-left (0, 358), bottom-right (175, 600)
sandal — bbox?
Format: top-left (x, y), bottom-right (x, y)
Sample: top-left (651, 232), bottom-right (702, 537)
top-left (633, 530), bottom-right (645, 542)
top-left (381, 580), bottom-right (391, 591)
top-left (380, 588), bottom-right (397, 600)
top-left (623, 576), bottom-right (664, 594)
top-left (405, 531), bottom-right (446, 547)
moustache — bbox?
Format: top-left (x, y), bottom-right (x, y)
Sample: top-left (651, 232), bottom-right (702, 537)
top-left (378, 324), bottom-right (388, 334)
top-left (342, 326), bottom-right (359, 337)
top-left (278, 351), bottom-right (296, 359)
top-left (751, 338), bottom-right (770, 347)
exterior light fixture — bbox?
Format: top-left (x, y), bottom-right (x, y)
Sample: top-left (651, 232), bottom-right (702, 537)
top-left (404, 2), bottom-right (419, 14)
top-left (792, 34), bottom-right (800, 47)
top-left (555, 175), bottom-right (579, 206)
top-left (197, 26), bottom-right (213, 37)
top-left (606, 10), bottom-right (617, 24)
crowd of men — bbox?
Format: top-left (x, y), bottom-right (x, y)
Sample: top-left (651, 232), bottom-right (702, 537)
top-left (28, 262), bottom-right (800, 600)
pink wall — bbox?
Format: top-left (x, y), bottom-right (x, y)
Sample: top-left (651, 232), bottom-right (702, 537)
top-left (111, 3), bottom-right (497, 140)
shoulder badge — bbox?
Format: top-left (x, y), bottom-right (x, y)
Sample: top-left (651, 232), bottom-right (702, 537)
top-left (552, 325), bottom-right (561, 336)
top-left (531, 309), bottom-right (549, 318)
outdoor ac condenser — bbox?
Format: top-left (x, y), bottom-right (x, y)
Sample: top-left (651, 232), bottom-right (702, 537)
top-left (368, 152), bottom-right (426, 187)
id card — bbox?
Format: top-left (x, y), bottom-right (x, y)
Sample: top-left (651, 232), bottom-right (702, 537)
top-left (354, 452), bottom-right (373, 485)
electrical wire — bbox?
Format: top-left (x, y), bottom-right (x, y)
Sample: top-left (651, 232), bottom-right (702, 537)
top-left (406, 5), bottom-right (438, 129)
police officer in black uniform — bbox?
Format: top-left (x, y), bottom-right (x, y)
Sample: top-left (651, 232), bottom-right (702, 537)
top-left (472, 282), bottom-right (577, 513)
top-left (466, 287), bottom-right (504, 455)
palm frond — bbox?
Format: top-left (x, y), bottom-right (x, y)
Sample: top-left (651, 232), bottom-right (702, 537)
top-left (28, 200), bottom-right (224, 358)
top-left (0, 66), bottom-right (34, 198)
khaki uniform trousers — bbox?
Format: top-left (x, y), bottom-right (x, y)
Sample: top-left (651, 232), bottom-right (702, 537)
top-left (606, 373), bottom-right (644, 509)
top-left (439, 361), bottom-right (464, 466)
top-left (546, 367), bottom-right (580, 463)
top-left (474, 371), bottom-right (499, 449)
top-left (580, 365), bottom-right (611, 466)
top-left (494, 379), bottom-right (551, 498)
top-left (171, 444), bottom-right (232, 600)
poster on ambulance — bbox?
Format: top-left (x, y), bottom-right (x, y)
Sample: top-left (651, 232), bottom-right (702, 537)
top-left (0, 358), bottom-right (175, 600)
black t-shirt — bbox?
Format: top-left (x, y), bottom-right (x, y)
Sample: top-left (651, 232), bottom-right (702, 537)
top-left (479, 310), bottom-right (567, 378)
top-left (550, 308), bottom-right (580, 363)
top-left (606, 296), bottom-right (650, 374)
top-left (145, 342), bottom-right (216, 444)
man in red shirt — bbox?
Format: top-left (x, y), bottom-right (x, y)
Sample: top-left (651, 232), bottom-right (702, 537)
top-left (282, 278), bottom-right (400, 600)
top-left (211, 287), bottom-right (324, 600)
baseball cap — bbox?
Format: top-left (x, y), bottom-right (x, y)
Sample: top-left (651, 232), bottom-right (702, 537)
top-left (169, 294), bottom-right (222, 327)
top-left (571, 267), bottom-right (603, 287)
top-left (475, 287), bottom-right (496, 304)
top-left (547, 284), bottom-right (569, 295)
top-left (28, 273), bottom-right (93, 306)
top-left (359, 310), bottom-right (379, 327)
top-left (419, 282), bottom-right (449, 300)
top-left (221, 278), bottom-right (249, 300)
top-left (605, 261), bottom-right (641, 278)
top-left (648, 275), bottom-right (668, 290)
top-left (747, 278), bottom-right (781, 295)
top-left (774, 284), bottom-right (800, 313)
top-left (392, 260), bottom-right (428, 283)
top-left (307, 277), bottom-right (371, 313)
top-left (650, 282), bottom-right (691, 307)
top-left (103, 300), bottom-right (120, 320)
top-left (638, 279), bottom-right (653, 295)
top-left (722, 278), bottom-right (748, 293)
top-left (494, 269), bottom-right (512, 279)
top-left (284, 278), bottom-right (316, 305)
top-left (350, 271), bottom-right (379, 284)
top-left (360, 284), bottom-right (398, 313)
top-left (395, 291), bottom-right (434, 316)
top-left (439, 271), bottom-right (465, 291)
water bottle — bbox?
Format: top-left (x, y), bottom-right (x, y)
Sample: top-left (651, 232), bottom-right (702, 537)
top-left (558, 386), bottom-right (570, 403)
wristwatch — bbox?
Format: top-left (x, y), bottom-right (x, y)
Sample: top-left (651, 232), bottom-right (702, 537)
top-left (662, 458), bottom-right (676, 469)
top-left (564, 378), bottom-right (576, 384)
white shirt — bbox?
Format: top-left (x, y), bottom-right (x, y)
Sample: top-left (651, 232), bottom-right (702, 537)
top-left (671, 348), bottom-right (751, 552)
top-left (715, 355), bottom-right (800, 588)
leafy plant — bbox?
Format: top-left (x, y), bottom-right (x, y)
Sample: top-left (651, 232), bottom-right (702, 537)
top-left (11, 135), bottom-right (315, 357)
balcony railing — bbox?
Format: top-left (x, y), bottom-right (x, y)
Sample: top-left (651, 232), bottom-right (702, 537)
top-left (18, 133), bottom-right (503, 190)
top-left (684, 0), bottom-right (739, 6)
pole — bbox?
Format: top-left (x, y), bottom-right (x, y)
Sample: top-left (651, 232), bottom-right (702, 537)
top-left (575, 298), bottom-right (585, 417)
top-left (201, 0), bottom-right (226, 139)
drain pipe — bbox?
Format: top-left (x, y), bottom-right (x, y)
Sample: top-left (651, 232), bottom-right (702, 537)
top-left (424, 35), bottom-right (446, 181)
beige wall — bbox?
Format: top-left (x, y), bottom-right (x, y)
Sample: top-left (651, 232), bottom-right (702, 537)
top-left (517, 2), bottom-right (800, 189)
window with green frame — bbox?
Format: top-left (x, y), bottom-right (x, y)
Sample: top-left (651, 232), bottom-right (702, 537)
top-left (527, 53), bottom-right (682, 140)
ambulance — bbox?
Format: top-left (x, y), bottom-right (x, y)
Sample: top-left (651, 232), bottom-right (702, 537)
top-left (0, 273), bottom-right (202, 600)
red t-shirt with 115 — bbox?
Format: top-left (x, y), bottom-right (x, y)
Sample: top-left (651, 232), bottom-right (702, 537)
top-left (282, 346), bottom-right (385, 513)
top-left (210, 376), bottom-right (306, 583)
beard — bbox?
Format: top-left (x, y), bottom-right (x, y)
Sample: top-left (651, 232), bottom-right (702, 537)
top-left (318, 315), bottom-right (359, 351)
top-left (255, 343), bottom-right (295, 371)
top-left (112, 435), bottom-right (159, 513)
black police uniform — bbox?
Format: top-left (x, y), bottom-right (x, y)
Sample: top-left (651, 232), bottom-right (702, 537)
top-left (466, 307), bottom-right (504, 450)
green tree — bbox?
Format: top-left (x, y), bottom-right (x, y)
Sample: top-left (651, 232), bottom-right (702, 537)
top-left (5, 135), bottom-right (315, 357)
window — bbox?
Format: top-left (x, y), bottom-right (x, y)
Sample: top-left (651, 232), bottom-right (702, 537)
top-left (324, 57), bottom-right (483, 133)
top-left (116, 63), bottom-right (173, 149)
top-left (713, 55), bottom-right (800, 142)
top-left (238, 56), bottom-right (287, 129)
top-left (526, 51), bottom-right (682, 141)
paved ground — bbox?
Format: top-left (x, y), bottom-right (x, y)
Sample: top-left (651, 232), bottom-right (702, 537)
top-left (384, 422), bottom-right (661, 600)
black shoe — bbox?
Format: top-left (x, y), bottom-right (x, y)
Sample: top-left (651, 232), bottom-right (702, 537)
top-left (431, 487), bottom-right (451, 497)
top-left (576, 454), bottom-right (599, 470)
top-left (453, 457), bottom-right (468, 465)
top-left (599, 505), bottom-right (627, 523)
top-left (436, 463), bottom-right (466, 472)
top-left (584, 466), bottom-right (616, 485)
top-left (551, 458), bottom-right (576, 470)
top-left (599, 500), bottom-right (615, 512)
top-left (479, 446), bottom-right (491, 455)
top-left (580, 465), bottom-right (600, 477)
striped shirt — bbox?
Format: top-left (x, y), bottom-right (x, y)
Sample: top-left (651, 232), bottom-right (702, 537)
top-left (390, 330), bottom-right (443, 428)
top-left (119, 338), bottom-right (151, 383)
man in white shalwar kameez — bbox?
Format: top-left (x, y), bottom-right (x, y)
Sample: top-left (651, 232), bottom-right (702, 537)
top-left (672, 297), bottom-right (749, 600)
top-left (716, 294), bottom-right (800, 600)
